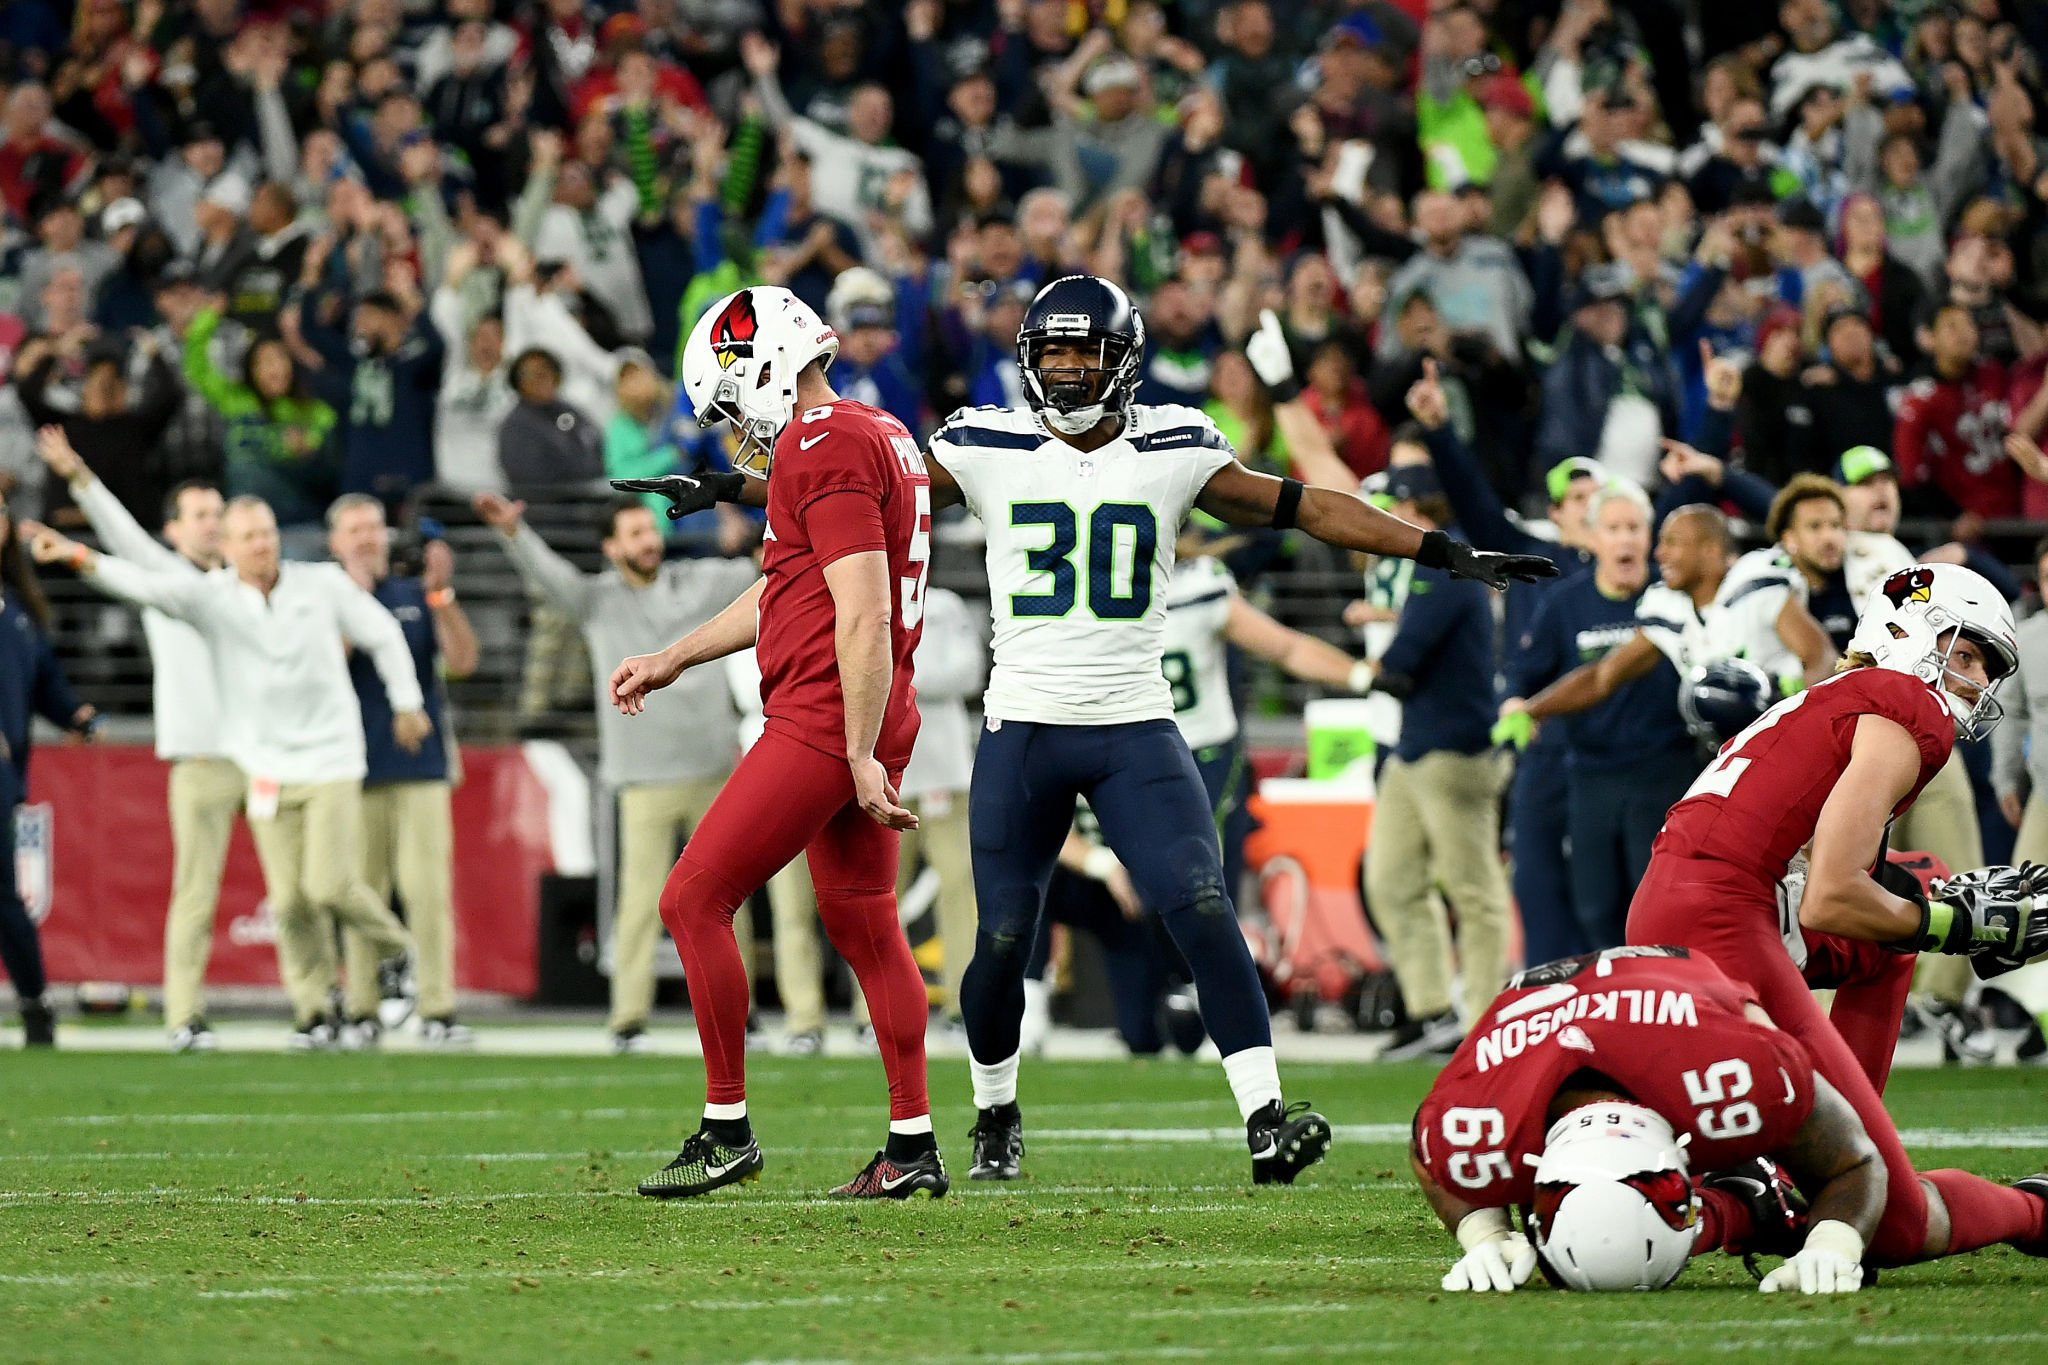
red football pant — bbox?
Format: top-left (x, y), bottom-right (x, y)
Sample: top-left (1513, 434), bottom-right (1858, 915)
top-left (1799, 927), bottom-right (1915, 1095)
top-left (657, 726), bottom-right (931, 1122)
top-left (1629, 859), bottom-right (2043, 1265)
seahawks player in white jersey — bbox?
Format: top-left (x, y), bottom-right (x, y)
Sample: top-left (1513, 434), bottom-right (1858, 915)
top-left (1507, 504), bottom-right (1836, 740)
top-left (618, 274), bottom-right (1557, 1186)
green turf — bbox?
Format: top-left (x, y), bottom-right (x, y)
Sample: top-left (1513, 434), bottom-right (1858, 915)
top-left (4, 1052), bottom-right (2047, 1363)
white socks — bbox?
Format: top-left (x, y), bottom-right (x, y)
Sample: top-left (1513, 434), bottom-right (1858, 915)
top-left (888, 1115), bottom-right (933, 1136)
top-left (970, 1051), bottom-right (1021, 1109)
top-left (703, 1101), bottom-right (747, 1122)
top-left (1019, 977), bottom-right (1052, 1055)
top-left (1221, 1045), bottom-right (1282, 1122)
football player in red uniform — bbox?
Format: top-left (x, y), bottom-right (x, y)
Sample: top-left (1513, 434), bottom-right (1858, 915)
top-left (1413, 948), bottom-right (1885, 1294)
top-left (609, 286), bottom-right (944, 1200)
top-left (1628, 562), bottom-right (2048, 1271)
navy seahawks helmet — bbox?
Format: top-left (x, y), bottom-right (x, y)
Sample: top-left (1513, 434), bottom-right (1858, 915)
top-left (1678, 658), bottom-right (1775, 746)
top-left (1016, 275), bottom-right (1146, 436)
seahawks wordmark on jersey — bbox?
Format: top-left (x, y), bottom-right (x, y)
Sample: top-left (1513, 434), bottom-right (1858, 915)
top-left (1161, 556), bottom-right (1239, 750)
top-left (930, 403), bottom-right (1235, 725)
top-left (1636, 547), bottom-right (1806, 681)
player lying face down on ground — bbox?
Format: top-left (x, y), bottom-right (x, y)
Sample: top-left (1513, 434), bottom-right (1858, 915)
top-left (1409, 947), bottom-right (1884, 1296)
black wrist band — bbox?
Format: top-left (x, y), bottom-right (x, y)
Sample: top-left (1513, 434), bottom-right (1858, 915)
top-left (1272, 477), bottom-right (1304, 530)
top-left (1416, 529), bottom-right (1452, 570)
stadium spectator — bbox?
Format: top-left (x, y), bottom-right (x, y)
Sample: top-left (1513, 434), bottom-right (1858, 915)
top-left (1363, 462), bottom-right (1509, 1058)
top-left (1380, 189), bottom-right (1533, 365)
top-left (0, 484), bottom-right (96, 1049)
top-left (1895, 300), bottom-right (2017, 518)
top-left (327, 495), bottom-right (478, 1048)
top-left (35, 497), bottom-right (422, 1049)
top-left (36, 426), bottom-right (235, 1053)
top-left (15, 331), bottom-right (181, 529)
top-left (472, 491), bottom-right (755, 1052)
top-left (294, 281), bottom-right (447, 508)
top-left (497, 348), bottom-right (601, 488)
top-left (1536, 264), bottom-right (1678, 486)
top-left (1504, 482), bottom-right (1695, 950)
top-left (182, 295), bottom-right (339, 531)
top-left (428, 244), bottom-right (515, 497)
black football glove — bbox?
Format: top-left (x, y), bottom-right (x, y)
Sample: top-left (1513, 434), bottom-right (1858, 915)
top-left (609, 472), bottom-right (746, 521)
top-left (1417, 530), bottom-right (1563, 590)
top-left (1889, 863), bottom-right (2048, 977)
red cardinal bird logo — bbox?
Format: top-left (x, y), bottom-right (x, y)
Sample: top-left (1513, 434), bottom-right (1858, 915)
top-left (710, 293), bottom-right (759, 370)
top-left (1882, 567), bottom-right (1934, 609)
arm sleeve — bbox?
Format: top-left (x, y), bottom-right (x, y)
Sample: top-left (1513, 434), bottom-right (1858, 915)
top-left (500, 524), bottom-right (598, 617)
top-left (1424, 425), bottom-right (1544, 556)
top-left (89, 554), bottom-right (213, 620)
top-left (30, 625), bottom-right (85, 732)
top-left (330, 571), bottom-right (426, 714)
top-left (182, 306), bottom-right (243, 413)
top-left (75, 478), bottom-right (190, 572)
top-left (1993, 657), bottom-right (2029, 796)
top-left (1963, 544), bottom-right (2023, 603)
top-left (255, 83), bottom-right (299, 184)
top-left (1509, 594), bottom-right (1566, 697)
top-left (1377, 576), bottom-right (1476, 683)
top-left (801, 488), bottom-right (889, 569)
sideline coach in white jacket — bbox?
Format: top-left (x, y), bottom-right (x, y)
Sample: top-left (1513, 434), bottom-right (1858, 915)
top-left (30, 498), bottom-right (424, 1044)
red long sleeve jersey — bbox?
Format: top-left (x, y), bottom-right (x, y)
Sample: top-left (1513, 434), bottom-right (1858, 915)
top-left (1893, 362), bottom-right (2015, 516)
top-left (756, 400), bottom-right (932, 769)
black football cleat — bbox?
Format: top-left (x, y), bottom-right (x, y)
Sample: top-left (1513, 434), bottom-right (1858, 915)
top-left (831, 1149), bottom-right (949, 1199)
top-left (2013, 1175), bottom-right (2048, 1256)
top-left (637, 1129), bottom-right (764, 1199)
top-left (968, 1104), bottom-right (1025, 1181)
top-left (20, 996), bottom-right (54, 1048)
top-left (1704, 1157), bottom-right (1808, 1261)
top-left (1248, 1099), bottom-right (1331, 1185)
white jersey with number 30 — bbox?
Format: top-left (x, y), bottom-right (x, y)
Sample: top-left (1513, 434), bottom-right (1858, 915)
top-left (929, 403), bottom-right (1236, 725)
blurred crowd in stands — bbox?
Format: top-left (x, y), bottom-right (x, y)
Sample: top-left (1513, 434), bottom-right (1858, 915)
top-left (13, 0), bottom-right (2048, 1054)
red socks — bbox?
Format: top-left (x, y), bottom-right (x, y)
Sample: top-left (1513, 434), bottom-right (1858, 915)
top-left (817, 887), bottom-right (931, 1121)
top-left (1925, 1169), bottom-right (2047, 1256)
top-left (660, 857), bottom-right (754, 1107)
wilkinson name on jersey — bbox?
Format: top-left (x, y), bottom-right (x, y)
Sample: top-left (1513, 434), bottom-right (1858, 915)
top-left (1474, 989), bottom-right (1699, 1072)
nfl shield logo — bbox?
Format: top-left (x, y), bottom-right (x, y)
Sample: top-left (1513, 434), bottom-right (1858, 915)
top-left (16, 803), bottom-right (52, 925)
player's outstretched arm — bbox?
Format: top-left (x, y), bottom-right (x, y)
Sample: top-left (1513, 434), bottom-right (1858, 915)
top-left (1194, 462), bottom-right (1559, 590)
top-left (822, 549), bottom-right (918, 831)
top-left (1523, 630), bottom-right (1662, 723)
top-left (609, 578), bottom-right (765, 716)
top-left (1411, 1143), bottom-right (1536, 1293)
top-left (1223, 596), bottom-right (1372, 693)
top-left (1761, 1075), bottom-right (1884, 1294)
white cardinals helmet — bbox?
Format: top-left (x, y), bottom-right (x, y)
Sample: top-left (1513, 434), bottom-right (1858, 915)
top-left (1529, 1103), bottom-right (1697, 1291)
top-left (681, 286), bottom-right (839, 478)
top-left (1845, 562), bottom-right (2018, 738)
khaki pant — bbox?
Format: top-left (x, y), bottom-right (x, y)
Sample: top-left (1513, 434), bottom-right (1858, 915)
top-left (612, 775), bottom-right (750, 1033)
top-left (247, 778), bottom-right (413, 1025)
top-left (518, 602), bottom-right (590, 720)
top-left (897, 791), bottom-right (978, 1019)
top-left (1366, 749), bottom-right (1512, 1025)
top-left (1994, 794), bottom-right (2048, 1017)
top-left (1897, 750), bottom-right (1983, 1006)
top-left (161, 757), bottom-right (247, 1030)
top-left (341, 781), bottom-right (457, 1020)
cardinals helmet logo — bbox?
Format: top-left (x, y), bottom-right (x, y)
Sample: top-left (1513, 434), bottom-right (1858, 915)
top-left (1882, 567), bottom-right (1934, 608)
top-left (710, 293), bottom-right (758, 370)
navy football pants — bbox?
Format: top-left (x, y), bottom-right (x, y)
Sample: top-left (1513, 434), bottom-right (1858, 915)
top-left (962, 719), bottom-right (1271, 1063)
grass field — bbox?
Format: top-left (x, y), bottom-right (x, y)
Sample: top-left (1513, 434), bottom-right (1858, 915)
top-left (5, 1051), bottom-right (2048, 1363)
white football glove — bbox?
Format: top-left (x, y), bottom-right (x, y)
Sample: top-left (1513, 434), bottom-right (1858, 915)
top-left (1443, 1210), bottom-right (1537, 1293)
top-left (1759, 1219), bottom-right (1865, 1295)
top-left (1246, 308), bottom-right (1299, 400)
